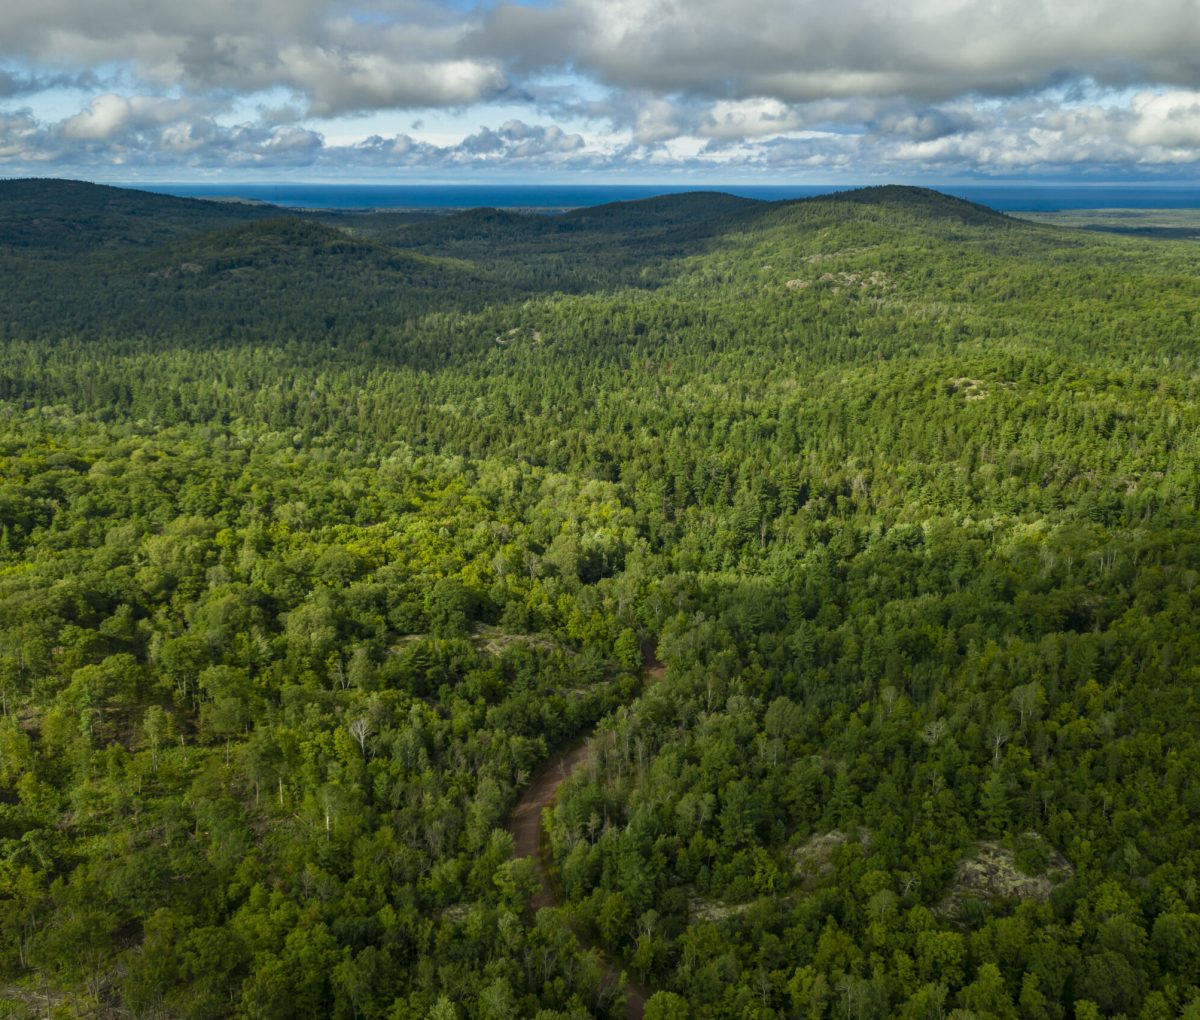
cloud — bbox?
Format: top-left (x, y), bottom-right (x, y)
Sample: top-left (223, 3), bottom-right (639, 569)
top-left (2, 0), bottom-right (1200, 175)
top-left (459, 120), bottom-right (585, 157)
top-left (877, 93), bottom-right (1200, 169)
top-left (7, 83), bottom-right (1200, 178)
top-left (0, 0), bottom-right (507, 116)
top-left (0, 100), bottom-right (605, 173)
top-left (0, 68), bottom-right (99, 98)
top-left (481, 0), bottom-right (1200, 104)
top-left (5, 0), bottom-right (1200, 119)
top-left (272, 49), bottom-right (507, 117)
top-left (60, 93), bottom-right (215, 140)
top-left (1128, 90), bottom-right (1200, 148)
top-left (0, 109), bottom-right (42, 162)
top-left (874, 107), bottom-right (988, 144)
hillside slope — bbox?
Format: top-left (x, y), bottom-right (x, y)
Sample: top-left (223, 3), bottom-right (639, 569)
top-left (0, 178), bottom-right (287, 257)
top-left (0, 186), bottom-right (512, 350)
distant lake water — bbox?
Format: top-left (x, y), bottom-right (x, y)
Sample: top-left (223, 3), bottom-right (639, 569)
top-left (138, 182), bottom-right (1200, 213)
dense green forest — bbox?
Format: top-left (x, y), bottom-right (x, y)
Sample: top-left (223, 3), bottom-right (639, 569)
top-left (2, 178), bottom-right (1200, 1019)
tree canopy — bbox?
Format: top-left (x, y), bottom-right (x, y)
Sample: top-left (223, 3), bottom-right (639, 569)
top-left (1, 179), bottom-right (1199, 1018)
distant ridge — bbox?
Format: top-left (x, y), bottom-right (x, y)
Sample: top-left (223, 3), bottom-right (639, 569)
top-left (808, 184), bottom-right (1014, 225)
top-left (154, 215), bottom-right (474, 281)
top-left (0, 177), bottom-right (288, 256)
top-left (561, 189), bottom-right (761, 220)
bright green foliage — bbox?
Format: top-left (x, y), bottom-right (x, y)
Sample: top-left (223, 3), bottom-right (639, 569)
top-left (1, 180), bottom-right (1200, 1017)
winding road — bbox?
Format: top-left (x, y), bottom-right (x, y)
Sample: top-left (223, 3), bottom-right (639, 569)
top-left (506, 659), bottom-right (666, 1019)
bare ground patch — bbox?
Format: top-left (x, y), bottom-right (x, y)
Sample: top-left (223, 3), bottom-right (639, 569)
top-left (784, 271), bottom-right (892, 294)
top-left (391, 626), bottom-right (559, 658)
top-left (791, 828), bottom-right (872, 888)
top-left (687, 893), bottom-right (758, 923)
top-left (949, 377), bottom-right (988, 400)
top-left (471, 624), bottom-right (558, 657)
top-left (939, 835), bottom-right (1072, 916)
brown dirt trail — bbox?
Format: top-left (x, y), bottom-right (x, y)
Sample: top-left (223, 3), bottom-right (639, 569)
top-left (507, 741), bottom-right (594, 911)
top-left (504, 658), bottom-right (666, 1019)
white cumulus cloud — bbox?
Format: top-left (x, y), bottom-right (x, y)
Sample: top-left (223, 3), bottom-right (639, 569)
top-left (2, 0), bottom-right (1200, 175)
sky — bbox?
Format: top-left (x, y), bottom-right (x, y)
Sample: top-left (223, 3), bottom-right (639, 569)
top-left (2, 0), bottom-right (1200, 183)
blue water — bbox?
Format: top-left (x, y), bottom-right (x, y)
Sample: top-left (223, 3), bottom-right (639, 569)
top-left (137, 181), bottom-right (1200, 213)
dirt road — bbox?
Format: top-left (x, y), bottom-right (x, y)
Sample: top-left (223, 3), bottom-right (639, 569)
top-left (506, 740), bottom-right (595, 911)
top-left (505, 659), bottom-right (666, 1019)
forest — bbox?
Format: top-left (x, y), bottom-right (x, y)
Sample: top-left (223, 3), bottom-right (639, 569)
top-left (1, 178), bottom-right (1200, 1019)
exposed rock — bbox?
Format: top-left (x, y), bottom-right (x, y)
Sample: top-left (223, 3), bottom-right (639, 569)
top-left (940, 835), bottom-right (1072, 915)
top-left (687, 893), bottom-right (757, 923)
top-left (472, 624), bottom-right (558, 657)
top-left (949, 376), bottom-right (988, 400)
top-left (792, 829), bottom-right (872, 886)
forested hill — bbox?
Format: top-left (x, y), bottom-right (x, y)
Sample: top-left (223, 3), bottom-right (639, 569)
top-left (809, 184), bottom-right (1017, 225)
top-left (0, 178), bottom-right (1125, 352)
top-left (0, 178), bottom-right (289, 256)
top-left (2, 179), bottom-right (1200, 1019)
top-left (0, 182), bottom-right (509, 347)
